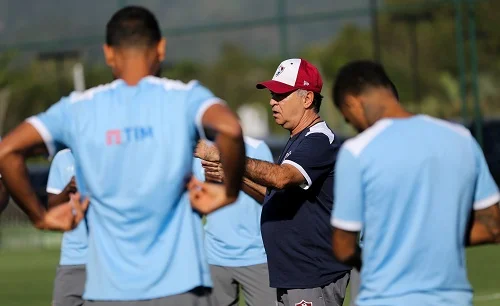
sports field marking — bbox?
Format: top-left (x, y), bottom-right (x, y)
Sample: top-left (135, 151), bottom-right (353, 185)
top-left (475, 292), bottom-right (500, 302)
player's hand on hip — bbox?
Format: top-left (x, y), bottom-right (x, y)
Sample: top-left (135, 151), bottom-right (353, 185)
top-left (63, 176), bottom-right (78, 196)
top-left (194, 140), bottom-right (220, 162)
top-left (188, 176), bottom-right (236, 214)
top-left (42, 192), bottom-right (89, 231)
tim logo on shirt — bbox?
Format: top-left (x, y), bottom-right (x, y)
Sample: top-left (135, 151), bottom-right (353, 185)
top-left (106, 126), bottom-right (154, 145)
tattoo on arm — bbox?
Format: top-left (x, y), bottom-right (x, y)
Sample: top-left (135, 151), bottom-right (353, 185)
top-left (477, 211), bottom-right (500, 238)
top-left (468, 203), bottom-right (500, 246)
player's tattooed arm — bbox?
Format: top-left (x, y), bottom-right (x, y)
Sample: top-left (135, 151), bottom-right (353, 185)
top-left (245, 158), bottom-right (305, 190)
top-left (332, 228), bottom-right (362, 271)
top-left (467, 203), bottom-right (500, 246)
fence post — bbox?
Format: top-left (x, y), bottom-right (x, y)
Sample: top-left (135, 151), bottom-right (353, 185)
top-left (277, 0), bottom-right (289, 59)
top-left (467, 0), bottom-right (483, 147)
top-left (370, 0), bottom-right (382, 63)
top-left (454, 0), bottom-right (468, 125)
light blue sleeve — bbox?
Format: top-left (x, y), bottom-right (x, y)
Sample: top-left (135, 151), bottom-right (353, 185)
top-left (26, 97), bottom-right (71, 157)
top-left (331, 146), bottom-right (364, 232)
top-left (472, 139), bottom-right (500, 210)
top-left (192, 158), bottom-right (206, 182)
top-left (254, 142), bottom-right (274, 163)
top-left (46, 152), bottom-right (72, 195)
top-left (186, 82), bottom-right (222, 141)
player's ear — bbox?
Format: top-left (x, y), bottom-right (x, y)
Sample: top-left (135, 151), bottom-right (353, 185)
top-left (344, 94), bottom-right (361, 111)
top-left (344, 94), bottom-right (370, 132)
top-left (103, 44), bottom-right (115, 68)
top-left (157, 38), bottom-right (167, 62)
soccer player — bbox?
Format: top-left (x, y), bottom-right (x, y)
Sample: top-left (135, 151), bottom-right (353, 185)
top-left (193, 137), bottom-right (276, 306)
top-left (0, 6), bottom-right (246, 306)
top-left (46, 149), bottom-right (86, 306)
top-left (330, 60), bottom-right (500, 306)
top-left (197, 59), bottom-right (351, 306)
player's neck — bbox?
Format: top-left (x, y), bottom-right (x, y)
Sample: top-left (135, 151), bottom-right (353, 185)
top-left (290, 112), bottom-right (321, 137)
top-left (370, 104), bottom-right (413, 125)
top-left (363, 94), bottom-right (413, 126)
top-left (119, 65), bottom-right (152, 86)
top-left (116, 54), bottom-right (159, 86)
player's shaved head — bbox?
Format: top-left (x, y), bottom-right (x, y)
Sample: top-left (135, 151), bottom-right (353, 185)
top-left (106, 6), bottom-right (161, 48)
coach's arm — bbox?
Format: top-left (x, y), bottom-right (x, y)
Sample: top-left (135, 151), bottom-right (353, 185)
top-left (200, 158), bottom-right (268, 204)
top-left (199, 157), bottom-right (304, 202)
top-left (244, 158), bottom-right (307, 190)
top-left (196, 142), bottom-right (305, 191)
top-left (241, 177), bottom-right (267, 204)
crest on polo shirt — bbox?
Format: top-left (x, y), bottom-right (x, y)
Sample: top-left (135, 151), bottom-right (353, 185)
top-left (295, 300), bottom-right (313, 306)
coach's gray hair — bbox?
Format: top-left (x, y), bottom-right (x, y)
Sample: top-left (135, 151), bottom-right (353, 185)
top-left (296, 89), bottom-right (323, 113)
top-left (296, 89), bottom-right (308, 98)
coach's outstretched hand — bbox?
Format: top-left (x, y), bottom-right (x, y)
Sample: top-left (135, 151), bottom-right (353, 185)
top-left (201, 160), bottom-right (224, 183)
top-left (195, 140), bottom-right (220, 162)
top-left (41, 192), bottom-right (89, 231)
top-left (188, 176), bottom-right (237, 214)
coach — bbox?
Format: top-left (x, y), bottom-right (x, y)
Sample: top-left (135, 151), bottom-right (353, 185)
top-left (197, 59), bottom-right (350, 306)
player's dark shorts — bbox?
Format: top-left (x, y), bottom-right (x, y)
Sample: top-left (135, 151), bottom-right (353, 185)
top-left (52, 264), bottom-right (86, 306)
top-left (83, 287), bottom-right (214, 306)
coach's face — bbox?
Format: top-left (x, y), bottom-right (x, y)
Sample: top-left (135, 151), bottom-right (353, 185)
top-left (269, 90), bottom-right (304, 130)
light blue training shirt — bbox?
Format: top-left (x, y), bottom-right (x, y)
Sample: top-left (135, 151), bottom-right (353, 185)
top-left (29, 76), bottom-right (221, 301)
top-left (331, 115), bottom-right (500, 306)
top-left (46, 149), bottom-right (88, 266)
top-left (193, 136), bottom-right (273, 267)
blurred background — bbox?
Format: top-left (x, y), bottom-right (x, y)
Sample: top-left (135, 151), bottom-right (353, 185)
top-left (0, 0), bottom-right (499, 305)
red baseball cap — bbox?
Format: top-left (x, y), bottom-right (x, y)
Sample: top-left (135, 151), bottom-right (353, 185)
top-left (256, 58), bottom-right (323, 94)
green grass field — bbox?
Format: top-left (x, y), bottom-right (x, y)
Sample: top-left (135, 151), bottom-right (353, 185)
top-left (0, 246), bottom-right (499, 306)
